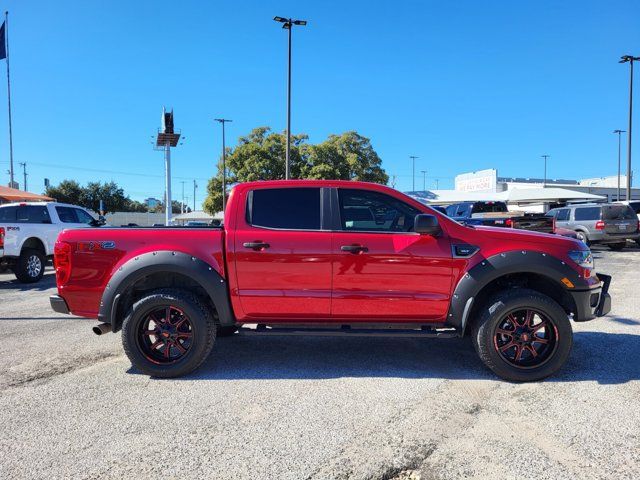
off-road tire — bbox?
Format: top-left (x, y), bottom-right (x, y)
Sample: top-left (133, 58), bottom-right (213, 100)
top-left (122, 288), bottom-right (217, 378)
top-left (608, 242), bottom-right (626, 251)
top-left (471, 288), bottom-right (573, 382)
top-left (13, 248), bottom-right (45, 283)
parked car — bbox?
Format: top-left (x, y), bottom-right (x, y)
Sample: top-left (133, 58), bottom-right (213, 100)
top-left (444, 201), bottom-right (571, 236)
top-left (546, 203), bottom-right (640, 249)
top-left (0, 202), bottom-right (102, 283)
top-left (50, 180), bottom-right (611, 382)
top-left (616, 201), bottom-right (640, 219)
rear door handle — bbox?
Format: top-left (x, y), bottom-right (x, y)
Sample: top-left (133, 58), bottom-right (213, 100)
top-left (341, 244), bottom-right (368, 254)
top-left (243, 241), bottom-right (270, 251)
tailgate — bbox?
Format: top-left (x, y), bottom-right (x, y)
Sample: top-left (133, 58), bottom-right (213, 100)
top-left (512, 215), bottom-right (554, 234)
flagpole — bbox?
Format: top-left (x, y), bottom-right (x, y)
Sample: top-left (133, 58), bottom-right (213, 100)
top-left (5, 11), bottom-right (14, 188)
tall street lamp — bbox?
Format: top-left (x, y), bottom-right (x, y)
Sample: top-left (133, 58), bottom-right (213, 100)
top-left (541, 154), bottom-right (550, 187)
top-left (409, 156), bottom-right (419, 190)
top-left (420, 170), bottom-right (427, 191)
top-left (620, 55), bottom-right (640, 200)
top-left (215, 118), bottom-right (232, 212)
top-left (274, 16), bottom-right (307, 180)
top-left (613, 129), bottom-right (626, 200)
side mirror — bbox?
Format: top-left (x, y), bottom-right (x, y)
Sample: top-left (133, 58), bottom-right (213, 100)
top-left (414, 214), bottom-right (441, 236)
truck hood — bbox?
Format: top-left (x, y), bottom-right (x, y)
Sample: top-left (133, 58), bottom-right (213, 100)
top-left (474, 225), bottom-right (585, 249)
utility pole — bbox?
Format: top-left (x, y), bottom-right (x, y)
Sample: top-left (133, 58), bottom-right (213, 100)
top-left (435, 179), bottom-right (439, 190)
top-left (214, 118), bottom-right (232, 212)
top-left (409, 156), bottom-right (419, 191)
top-left (180, 180), bottom-right (186, 213)
top-left (3, 12), bottom-right (15, 189)
top-left (193, 180), bottom-right (197, 212)
top-left (614, 130), bottom-right (626, 200)
top-left (420, 170), bottom-right (427, 191)
top-left (390, 175), bottom-right (397, 189)
top-left (273, 16), bottom-right (307, 179)
top-left (18, 161), bottom-right (25, 191)
top-left (620, 55), bottom-right (640, 200)
top-left (541, 155), bottom-right (550, 187)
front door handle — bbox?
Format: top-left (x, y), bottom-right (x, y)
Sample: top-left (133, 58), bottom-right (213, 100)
top-left (341, 244), bottom-right (368, 254)
top-left (243, 241), bottom-right (270, 251)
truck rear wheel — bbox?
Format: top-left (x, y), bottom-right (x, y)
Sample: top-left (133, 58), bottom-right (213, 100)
top-left (471, 289), bottom-right (573, 382)
top-left (121, 288), bottom-right (217, 378)
top-left (13, 248), bottom-right (45, 283)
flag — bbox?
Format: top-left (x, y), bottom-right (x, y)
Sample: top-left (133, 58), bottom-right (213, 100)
top-left (0, 22), bottom-right (5, 60)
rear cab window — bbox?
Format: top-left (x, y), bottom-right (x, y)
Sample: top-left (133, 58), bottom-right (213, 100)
top-left (247, 188), bottom-right (321, 230)
top-left (470, 202), bottom-right (508, 214)
top-left (0, 206), bottom-right (17, 222)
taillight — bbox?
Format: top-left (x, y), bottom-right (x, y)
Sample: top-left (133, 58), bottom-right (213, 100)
top-left (595, 220), bottom-right (605, 230)
top-left (54, 241), bottom-right (72, 285)
top-left (0, 227), bottom-right (4, 248)
top-left (505, 218), bottom-right (513, 228)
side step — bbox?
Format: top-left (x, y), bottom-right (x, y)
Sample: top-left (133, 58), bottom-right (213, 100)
top-left (237, 324), bottom-right (460, 338)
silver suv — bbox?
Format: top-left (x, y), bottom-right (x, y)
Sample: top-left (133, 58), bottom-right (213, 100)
top-left (546, 203), bottom-right (639, 250)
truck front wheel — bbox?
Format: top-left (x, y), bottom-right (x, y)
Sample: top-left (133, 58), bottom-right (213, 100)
top-left (471, 289), bottom-right (573, 382)
top-left (121, 289), bottom-right (217, 378)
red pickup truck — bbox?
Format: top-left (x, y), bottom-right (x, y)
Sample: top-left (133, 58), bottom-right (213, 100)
top-left (50, 180), bottom-right (611, 382)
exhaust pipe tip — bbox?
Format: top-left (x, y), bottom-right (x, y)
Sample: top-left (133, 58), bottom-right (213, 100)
top-left (92, 323), bottom-right (112, 335)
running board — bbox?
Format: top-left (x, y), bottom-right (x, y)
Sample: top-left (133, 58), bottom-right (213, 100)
top-left (237, 324), bottom-right (459, 338)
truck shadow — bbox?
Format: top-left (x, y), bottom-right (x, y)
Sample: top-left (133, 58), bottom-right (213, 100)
top-left (0, 271), bottom-right (56, 292)
top-left (167, 329), bottom-right (640, 385)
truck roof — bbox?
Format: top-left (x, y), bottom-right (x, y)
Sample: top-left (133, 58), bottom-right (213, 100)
top-left (0, 201), bottom-right (89, 209)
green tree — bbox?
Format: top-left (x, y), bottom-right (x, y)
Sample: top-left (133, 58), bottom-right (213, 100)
top-left (203, 127), bottom-right (388, 214)
top-left (45, 180), bottom-right (84, 205)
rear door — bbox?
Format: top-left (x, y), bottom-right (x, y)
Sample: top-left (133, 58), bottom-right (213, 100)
top-left (232, 186), bottom-right (332, 320)
top-left (330, 188), bottom-right (453, 321)
top-left (602, 204), bottom-right (639, 235)
top-left (16, 205), bottom-right (57, 254)
top-left (571, 206), bottom-right (600, 232)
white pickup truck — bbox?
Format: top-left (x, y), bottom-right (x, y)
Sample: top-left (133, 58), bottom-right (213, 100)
top-left (0, 202), bottom-right (101, 283)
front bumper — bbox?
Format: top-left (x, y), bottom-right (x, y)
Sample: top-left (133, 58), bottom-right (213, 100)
top-left (50, 295), bottom-right (70, 315)
top-left (569, 273), bottom-right (611, 321)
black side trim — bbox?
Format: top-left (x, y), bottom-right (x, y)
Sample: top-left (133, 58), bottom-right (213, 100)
top-left (447, 250), bottom-right (591, 334)
top-left (50, 295), bottom-right (70, 315)
top-left (98, 251), bottom-right (234, 332)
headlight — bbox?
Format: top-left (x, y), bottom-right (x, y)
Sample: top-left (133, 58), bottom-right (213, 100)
top-left (568, 249), bottom-right (594, 269)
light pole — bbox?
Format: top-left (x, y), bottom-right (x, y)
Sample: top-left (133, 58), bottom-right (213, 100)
top-left (613, 130), bottom-right (626, 200)
top-left (193, 180), bottom-right (197, 212)
top-left (274, 16), bottom-right (307, 180)
top-left (215, 118), bottom-right (232, 212)
top-left (541, 155), bottom-right (550, 187)
top-left (409, 156), bottom-right (419, 190)
top-left (620, 55), bottom-right (640, 200)
top-left (420, 170), bottom-right (427, 191)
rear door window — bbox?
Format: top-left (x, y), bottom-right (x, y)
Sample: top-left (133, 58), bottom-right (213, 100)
top-left (248, 188), bottom-right (321, 230)
top-left (0, 206), bottom-right (17, 222)
top-left (574, 207), bottom-right (601, 221)
top-left (603, 205), bottom-right (637, 221)
top-left (16, 206), bottom-right (52, 224)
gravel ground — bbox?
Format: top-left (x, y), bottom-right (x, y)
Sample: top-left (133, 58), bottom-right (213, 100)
top-left (0, 247), bottom-right (638, 480)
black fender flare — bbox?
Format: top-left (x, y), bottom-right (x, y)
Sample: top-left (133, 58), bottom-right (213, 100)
top-left (97, 250), bottom-right (234, 332)
top-left (446, 250), bottom-right (587, 334)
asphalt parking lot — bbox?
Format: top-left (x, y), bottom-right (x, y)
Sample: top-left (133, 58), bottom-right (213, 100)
top-left (1, 247), bottom-right (639, 480)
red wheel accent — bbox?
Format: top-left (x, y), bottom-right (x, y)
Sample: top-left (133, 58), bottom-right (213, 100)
top-left (493, 308), bottom-right (559, 369)
top-left (136, 306), bottom-right (193, 365)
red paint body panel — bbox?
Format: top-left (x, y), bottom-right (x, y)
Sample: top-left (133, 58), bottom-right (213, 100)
top-left (55, 180), bottom-right (588, 323)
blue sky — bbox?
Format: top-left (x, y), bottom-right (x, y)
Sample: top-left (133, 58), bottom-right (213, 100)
top-left (0, 0), bottom-right (639, 206)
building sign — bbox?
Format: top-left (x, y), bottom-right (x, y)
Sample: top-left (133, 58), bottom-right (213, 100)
top-left (455, 169), bottom-right (498, 192)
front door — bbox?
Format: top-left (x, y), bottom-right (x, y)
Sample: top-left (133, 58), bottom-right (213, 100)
top-left (232, 186), bottom-right (332, 320)
top-left (331, 188), bottom-right (453, 322)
